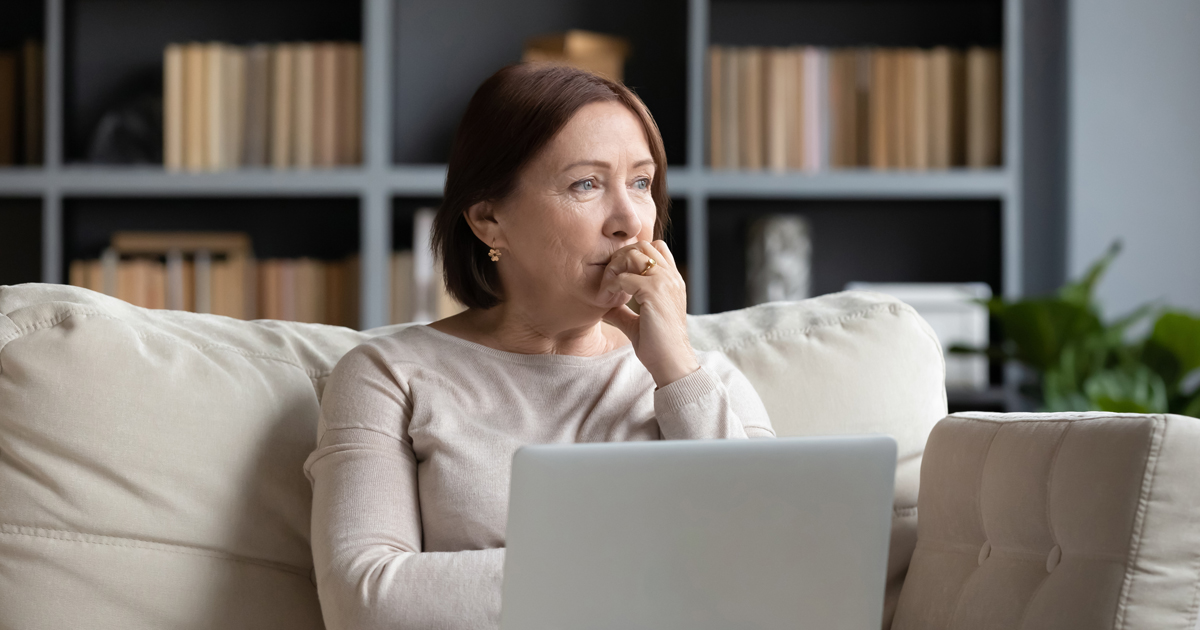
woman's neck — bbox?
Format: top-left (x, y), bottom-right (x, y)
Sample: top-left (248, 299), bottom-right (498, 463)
top-left (429, 300), bottom-right (629, 357)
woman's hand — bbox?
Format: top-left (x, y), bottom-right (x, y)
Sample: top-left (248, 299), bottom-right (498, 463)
top-left (600, 240), bottom-right (700, 388)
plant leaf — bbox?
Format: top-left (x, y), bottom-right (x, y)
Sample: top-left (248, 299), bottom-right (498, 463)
top-left (999, 300), bottom-right (1103, 371)
top-left (1084, 366), bottom-right (1169, 414)
top-left (1183, 391), bottom-right (1200, 419)
top-left (1058, 240), bottom-right (1121, 307)
top-left (1151, 311), bottom-right (1200, 375)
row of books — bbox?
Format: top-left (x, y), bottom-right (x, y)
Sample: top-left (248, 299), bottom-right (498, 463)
top-left (163, 41), bottom-right (363, 173)
top-left (709, 46), bottom-right (1002, 171)
top-left (0, 40), bottom-right (44, 166)
top-left (66, 213), bottom-right (466, 327)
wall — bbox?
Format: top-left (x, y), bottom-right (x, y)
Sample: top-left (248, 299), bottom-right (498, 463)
top-left (1069, 0), bottom-right (1200, 317)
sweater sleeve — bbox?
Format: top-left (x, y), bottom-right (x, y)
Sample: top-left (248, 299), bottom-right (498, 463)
top-left (303, 342), bottom-right (504, 630)
top-left (653, 350), bottom-right (776, 440)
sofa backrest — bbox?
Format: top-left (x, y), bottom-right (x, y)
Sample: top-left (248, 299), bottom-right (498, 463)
top-left (0, 284), bottom-right (945, 629)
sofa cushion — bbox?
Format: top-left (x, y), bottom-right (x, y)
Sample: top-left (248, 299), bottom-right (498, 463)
top-left (688, 293), bottom-right (947, 627)
top-left (0, 284), bottom-right (945, 629)
top-left (893, 412), bottom-right (1200, 630)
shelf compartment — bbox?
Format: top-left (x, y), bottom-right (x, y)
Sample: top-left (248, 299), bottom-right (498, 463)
top-left (64, 0), bottom-right (362, 164)
top-left (0, 197), bottom-right (42, 285)
top-left (391, 0), bottom-right (688, 166)
top-left (706, 197), bottom-right (1002, 314)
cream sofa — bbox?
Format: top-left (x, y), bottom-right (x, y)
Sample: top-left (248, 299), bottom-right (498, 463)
top-left (1, 283), bottom-right (1198, 629)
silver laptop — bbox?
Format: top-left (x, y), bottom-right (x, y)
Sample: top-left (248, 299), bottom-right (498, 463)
top-left (500, 435), bottom-right (897, 630)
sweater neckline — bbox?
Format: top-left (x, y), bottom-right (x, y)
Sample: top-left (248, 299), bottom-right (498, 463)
top-left (413, 324), bottom-right (636, 367)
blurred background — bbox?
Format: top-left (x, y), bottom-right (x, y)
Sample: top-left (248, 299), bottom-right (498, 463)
top-left (0, 0), bottom-right (1196, 415)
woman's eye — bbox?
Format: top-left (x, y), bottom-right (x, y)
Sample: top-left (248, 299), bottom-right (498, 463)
top-left (634, 178), bottom-right (650, 190)
top-left (574, 179), bottom-right (595, 192)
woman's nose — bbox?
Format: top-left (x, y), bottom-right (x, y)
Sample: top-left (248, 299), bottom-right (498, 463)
top-left (605, 187), bottom-right (643, 240)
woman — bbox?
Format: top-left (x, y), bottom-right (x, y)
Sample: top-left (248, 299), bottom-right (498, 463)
top-left (303, 62), bottom-right (775, 629)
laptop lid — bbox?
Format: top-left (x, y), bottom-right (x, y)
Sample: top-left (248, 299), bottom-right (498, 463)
top-left (500, 435), bottom-right (897, 630)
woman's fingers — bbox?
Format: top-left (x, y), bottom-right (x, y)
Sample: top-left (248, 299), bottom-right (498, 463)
top-left (650, 240), bottom-right (678, 271)
top-left (601, 303), bottom-right (640, 342)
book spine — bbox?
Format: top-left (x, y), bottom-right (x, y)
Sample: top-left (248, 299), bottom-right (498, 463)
top-left (164, 44), bottom-right (185, 171)
top-left (294, 43), bottom-right (316, 169)
top-left (708, 46), bottom-right (722, 169)
top-left (271, 44), bottom-right (294, 170)
top-left (966, 47), bottom-right (1002, 167)
top-left (764, 48), bottom-right (787, 174)
top-left (205, 42), bottom-right (225, 172)
top-left (720, 46), bottom-right (739, 169)
top-left (194, 249), bottom-right (212, 314)
top-left (183, 43), bottom-right (206, 171)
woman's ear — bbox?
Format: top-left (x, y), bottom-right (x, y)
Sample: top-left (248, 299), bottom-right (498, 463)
top-left (464, 200), bottom-right (505, 248)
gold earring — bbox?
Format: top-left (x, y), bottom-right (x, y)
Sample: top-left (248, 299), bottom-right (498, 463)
top-left (488, 240), bottom-right (501, 262)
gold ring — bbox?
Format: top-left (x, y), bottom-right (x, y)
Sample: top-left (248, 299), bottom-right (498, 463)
top-left (640, 258), bottom-right (657, 276)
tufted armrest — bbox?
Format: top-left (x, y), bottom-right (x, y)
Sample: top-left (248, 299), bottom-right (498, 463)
top-left (893, 412), bottom-right (1200, 630)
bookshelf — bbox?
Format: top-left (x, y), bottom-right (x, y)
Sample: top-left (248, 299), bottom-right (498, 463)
top-left (0, 0), bottom-right (1053, 349)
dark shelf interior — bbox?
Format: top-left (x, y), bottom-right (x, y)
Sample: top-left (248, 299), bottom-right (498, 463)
top-left (392, 0), bottom-right (688, 166)
top-left (0, 2), bottom-right (44, 49)
top-left (707, 198), bottom-right (1002, 313)
top-left (392, 196), bottom-right (444, 251)
top-left (710, 0), bottom-right (1003, 48)
top-left (64, 0), bottom-right (362, 163)
top-left (63, 197), bottom-right (360, 278)
top-left (0, 199), bottom-right (42, 286)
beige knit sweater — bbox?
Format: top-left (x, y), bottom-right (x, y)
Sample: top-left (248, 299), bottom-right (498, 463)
top-left (302, 324), bottom-right (775, 629)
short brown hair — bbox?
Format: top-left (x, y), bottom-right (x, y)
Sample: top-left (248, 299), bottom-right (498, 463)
top-left (433, 62), bottom-right (671, 310)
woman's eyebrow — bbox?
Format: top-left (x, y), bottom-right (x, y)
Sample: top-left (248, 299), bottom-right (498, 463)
top-left (561, 159), bottom-right (655, 172)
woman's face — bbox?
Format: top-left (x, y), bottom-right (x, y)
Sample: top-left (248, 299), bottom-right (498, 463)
top-left (483, 100), bottom-right (659, 315)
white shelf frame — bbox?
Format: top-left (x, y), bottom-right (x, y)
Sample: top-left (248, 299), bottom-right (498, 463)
top-left (3, 0), bottom-right (1024, 327)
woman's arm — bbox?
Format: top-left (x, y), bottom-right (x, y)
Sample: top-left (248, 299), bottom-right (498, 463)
top-left (653, 351), bottom-right (776, 440)
top-left (303, 343), bottom-right (503, 630)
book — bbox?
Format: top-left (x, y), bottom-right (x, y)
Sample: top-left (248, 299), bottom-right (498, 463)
top-left (0, 52), bottom-right (15, 165)
top-left (293, 43), bottom-right (316, 169)
top-left (785, 47), bottom-right (803, 171)
top-left (183, 43), bottom-right (207, 171)
top-left (22, 40), bottom-right (43, 165)
top-left (164, 44), bottom-right (185, 171)
top-left (763, 48), bottom-right (788, 173)
top-left (738, 47), bottom-right (763, 170)
top-left (708, 47), bottom-right (723, 169)
top-left (720, 46), bottom-right (739, 169)
top-left (204, 42), bottom-right (227, 171)
top-left (869, 49), bottom-right (891, 169)
top-left (223, 46), bottom-right (247, 170)
top-left (910, 49), bottom-right (930, 170)
top-left (194, 250), bottom-right (212, 314)
top-left (243, 44), bottom-right (272, 167)
top-left (801, 47), bottom-right (824, 172)
top-left (927, 47), bottom-right (953, 169)
top-left (314, 42), bottom-right (338, 168)
top-left (828, 49), bottom-right (858, 168)
top-left (966, 47), bottom-right (1002, 167)
top-left (271, 44), bottom-right (295, 169)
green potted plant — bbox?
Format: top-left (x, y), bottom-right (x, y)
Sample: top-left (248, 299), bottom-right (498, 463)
top-left (958, 242), bottom-right (1200, 416)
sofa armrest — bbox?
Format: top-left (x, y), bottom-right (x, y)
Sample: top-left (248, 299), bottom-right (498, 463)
top-left (893, 412), bottom-right (1200, 630)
